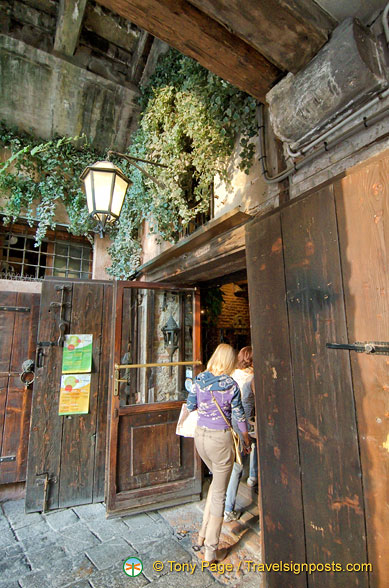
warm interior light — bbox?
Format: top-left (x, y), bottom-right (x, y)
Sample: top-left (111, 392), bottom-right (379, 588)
top-left (80, 161), bottom-right (131, 237)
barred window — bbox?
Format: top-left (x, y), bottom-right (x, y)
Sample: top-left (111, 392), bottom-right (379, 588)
top-left (0, 228), bottom-right (92, 280)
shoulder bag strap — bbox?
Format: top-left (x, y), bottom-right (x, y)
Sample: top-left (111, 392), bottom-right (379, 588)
top-left (210, 389), bottom-right (232, 430)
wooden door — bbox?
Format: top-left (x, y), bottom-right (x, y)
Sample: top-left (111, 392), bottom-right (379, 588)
top-left (246, 151), bottom-right (389, 588)
top-left (106, 281), bottom-right (202, 516)
top-left (0, 291), bottom-right (40, 484)
top-left (25, 279), bottom-right (113, 512)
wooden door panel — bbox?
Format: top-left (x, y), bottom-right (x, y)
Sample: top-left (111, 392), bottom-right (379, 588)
top-left (334, 152), bottom-right (389, 587)
top-left (0, 292), bottom-right (16, 372)
top-left (0, 291), bottom-right (39, 484)
top-left (106, 282), bottom-right (201, 516)
top-left (26, 282), bottom-right (71, 511)
top-left (245, 213), bottom-right (306, 588)
top-left (59, 282), bottom-right (105, 508)
top-left (26, 280), bottom-right (112, 512)
top-left (282, 188), bottom-right (368, 587)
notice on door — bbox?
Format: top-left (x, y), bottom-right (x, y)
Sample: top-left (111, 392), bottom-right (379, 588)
top-left (62, 334), bottom-right (93, 373)
top-left (58, 373), bottom-right (91, 415)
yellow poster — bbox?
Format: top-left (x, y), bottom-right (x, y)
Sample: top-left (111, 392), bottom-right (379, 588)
top-left (58, 374), bottom-right (91, 415)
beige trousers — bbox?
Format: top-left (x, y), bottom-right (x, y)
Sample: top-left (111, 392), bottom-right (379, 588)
top-left (195, 426), bottom-right (234, 551)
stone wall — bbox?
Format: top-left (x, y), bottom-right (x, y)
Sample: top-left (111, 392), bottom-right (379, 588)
top-left (0, 34), bottom-right (139, 151)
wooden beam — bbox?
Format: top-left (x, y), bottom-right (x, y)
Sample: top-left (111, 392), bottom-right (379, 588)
top-left (94, 0), bottom-right (281, 100)
top-left (188, 0), bottom-right (335, 73)
top-left (54, 0), bottom-right (88, 56)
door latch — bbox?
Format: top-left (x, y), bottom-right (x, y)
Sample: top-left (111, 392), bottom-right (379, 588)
top-left (326, 342), bottom-right (389, 355)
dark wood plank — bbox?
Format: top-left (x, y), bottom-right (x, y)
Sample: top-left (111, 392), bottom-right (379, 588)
top-left (95, 0), bottom-right (280, 100)
top-left (334, 151), bottom-right (389, 588)
top-left (26, 282), bottom-right (73, 512)
top-left (245, 212), bottom-right (306, 588)
top-left (0, 292), bottom-right (40, 483)
top-left (93, 284), bottom-right (114, 502)
top-left (0, 291), bottom-right (17, 372)
top-left (282, 188), bottom-right (368, 587)
top-left (59, 282), bottom-right (105, 508)
top-left (188, 0), bottom-right (333, 72)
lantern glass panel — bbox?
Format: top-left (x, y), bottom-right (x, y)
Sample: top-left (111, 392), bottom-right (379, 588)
top-left (92, 169), bottom-right (115, 213)
top-left (84, 172), bottom-right (93, 214)
top-left (111, 174), bottom-right (128, 217)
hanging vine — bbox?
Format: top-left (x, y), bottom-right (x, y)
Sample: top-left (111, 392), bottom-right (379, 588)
top-left (0, 48), bottom-right (258, 278)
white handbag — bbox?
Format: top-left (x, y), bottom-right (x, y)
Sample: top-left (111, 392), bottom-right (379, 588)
top-left (176, 404), bottom-right (198, 438)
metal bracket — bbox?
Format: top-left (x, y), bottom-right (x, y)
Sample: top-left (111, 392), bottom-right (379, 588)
top-left (326, 342), bottom-right (389, 355)
top-left (35, 472), bottom-right (57, 513)
top-left (0, 306), bottom-right (30, 312)
top-left (0, 455), bottom-right (16, 463)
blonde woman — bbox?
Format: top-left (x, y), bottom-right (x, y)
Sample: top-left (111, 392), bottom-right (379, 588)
top-left (187, 343), bottom-right (250, 563)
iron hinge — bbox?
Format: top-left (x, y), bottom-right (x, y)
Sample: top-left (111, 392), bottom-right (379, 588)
top-left (0, 306), bottom-right (30, 312)
top-left (326, 342), bottom-right (389, 355)
top-left (0, 455), bottom-right (16, 463)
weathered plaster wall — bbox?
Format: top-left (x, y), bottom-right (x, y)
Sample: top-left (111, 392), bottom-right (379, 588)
top-left (0, 34), bottom-right (140, 151)
top-left (213, 135), bottom-right (269, 218)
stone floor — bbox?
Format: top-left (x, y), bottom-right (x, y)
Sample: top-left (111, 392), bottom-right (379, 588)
top-left (0, 484), bottom-right (263, 587)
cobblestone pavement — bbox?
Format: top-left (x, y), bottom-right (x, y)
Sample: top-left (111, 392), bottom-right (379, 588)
top-left (0, 491), bottom-right (263, 588)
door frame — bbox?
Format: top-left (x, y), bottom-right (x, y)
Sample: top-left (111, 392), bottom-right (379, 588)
top-left (106, 280), bottom-right (202, 516)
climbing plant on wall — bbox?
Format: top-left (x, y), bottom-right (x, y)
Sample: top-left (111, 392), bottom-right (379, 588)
top-left (0, 48), bottom-right (257, 278)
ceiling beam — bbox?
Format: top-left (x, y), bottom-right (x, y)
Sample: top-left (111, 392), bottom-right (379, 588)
top-left (54, 0), bottom-right (88, 56)
top-left (94, 0), bottom-right (281, 100)
top-left (188, 0), bottom-right (336, 72)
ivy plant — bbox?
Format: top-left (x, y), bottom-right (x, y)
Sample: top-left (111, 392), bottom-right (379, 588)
top-left (0, 48), bottom-right (257, 278)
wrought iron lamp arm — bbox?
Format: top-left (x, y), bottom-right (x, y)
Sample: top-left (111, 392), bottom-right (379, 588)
top-left (107, 150), bottom-right (167, 190)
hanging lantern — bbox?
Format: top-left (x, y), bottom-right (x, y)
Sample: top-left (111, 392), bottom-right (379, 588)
top-left (80, 160), bottom-right (131, 237)
top-left (162, 315), bottom-right (181, 362)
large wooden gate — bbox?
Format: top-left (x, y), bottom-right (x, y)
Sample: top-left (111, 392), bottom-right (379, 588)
top-left (25, 279), bottom-right (113, 512)
top-left (247, 151), bottom-right (388, 587)
top-left (0, 291), bottom-right (39, 484)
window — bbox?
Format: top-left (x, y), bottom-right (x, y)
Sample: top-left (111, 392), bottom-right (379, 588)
top-left (0, 227), bottom-right (92, 280)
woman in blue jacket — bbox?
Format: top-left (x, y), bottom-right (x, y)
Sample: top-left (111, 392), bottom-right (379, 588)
top-left (187, 343), bottom-right (250, 563)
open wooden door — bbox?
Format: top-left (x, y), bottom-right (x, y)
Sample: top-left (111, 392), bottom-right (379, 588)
top-left (106, 281), bottom-right (202, 516)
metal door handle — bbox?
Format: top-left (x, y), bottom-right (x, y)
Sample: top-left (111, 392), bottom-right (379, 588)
top-left (326, 342), bottom-right (389, 355)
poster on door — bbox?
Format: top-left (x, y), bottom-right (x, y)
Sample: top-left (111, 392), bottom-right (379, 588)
top-left (58, 373), bottom-right (91, 415)
top-left (62, 334), bottom-right (93, 373)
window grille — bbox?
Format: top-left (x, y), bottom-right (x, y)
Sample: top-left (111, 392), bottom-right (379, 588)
top-left (0, 231), bottom-right (92, 280)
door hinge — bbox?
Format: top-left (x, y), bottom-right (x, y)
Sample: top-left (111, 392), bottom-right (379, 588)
top-left (0, 455), bottom-right (16, 463)
top-left (0, 306), bottom-right (30, 312)
top-left (326, 342), bottom-right (389, 355)
top-left (114, 408), bottom-right (119, 419)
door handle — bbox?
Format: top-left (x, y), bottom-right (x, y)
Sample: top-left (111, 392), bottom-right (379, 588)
top-left (326, 342), bottom-right (389, 355)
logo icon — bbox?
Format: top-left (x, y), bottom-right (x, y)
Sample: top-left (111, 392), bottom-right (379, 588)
top-left (123, 557), bottom-right (143, 577)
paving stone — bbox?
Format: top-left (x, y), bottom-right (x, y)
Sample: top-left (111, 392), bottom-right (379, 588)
top-left (85, 537), bottom-right (132, 571)
top-left (20, 528), bottom-right (59, 554)
top-left (2, 500), bottom-right (43, 530)
top-left (0, 581), bottom-right (20, 588)
top-left (84, 516), bottom-right (129, 542)
top-left (159, 503), bottom-right (203, 537)
top-left (0, 552), bottom-right (31, 583)
top-left (138, 537), bottom-right (191, 582)
top-left (72, 503), bottom-right (106, 521)
top-left (88, 561), bottom-right (149, 588)
top-left (63, 583), bottom-right (91, 588)
top-left (121, 513), bottom-right (173, 546)
top-left (0, 541), bottom-right (24, 564)
top-left (44, 509), bottom-right (79, 531)
top-left (18, 554), bottom-right (95, 588)
top-left (15, 518), bottom-right (51, 540)
top-left (58, 522), bottom-right (101, 556)
top-left (26, 544), bottom-right (68, 571)
top-left (0, 523), bottom-right (17, 548)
